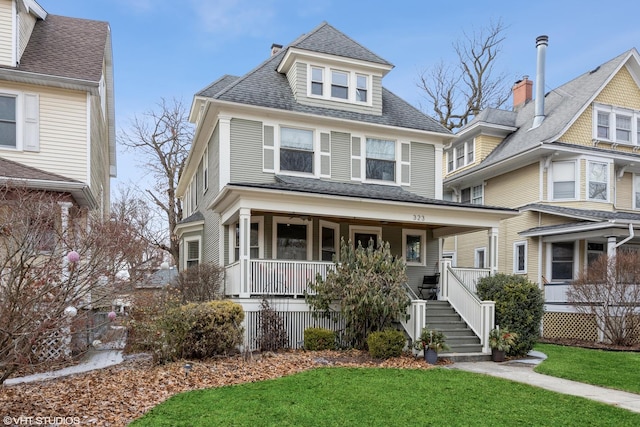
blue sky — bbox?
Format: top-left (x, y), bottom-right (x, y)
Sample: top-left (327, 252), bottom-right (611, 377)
top-left (37, 0), bottom-right (640, 190)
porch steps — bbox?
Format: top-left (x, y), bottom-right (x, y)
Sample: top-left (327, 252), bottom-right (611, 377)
top-left (425, 300), bottom-right (483, 354)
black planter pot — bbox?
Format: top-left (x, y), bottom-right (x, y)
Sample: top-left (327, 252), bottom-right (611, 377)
top-left (424, 348), bottom-right (438, 364)
top-left (491, 348), bottom-right (505, 362)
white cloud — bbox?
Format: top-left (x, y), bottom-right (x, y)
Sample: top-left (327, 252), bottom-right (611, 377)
top-left (191, 0), bottom-right (276, 37)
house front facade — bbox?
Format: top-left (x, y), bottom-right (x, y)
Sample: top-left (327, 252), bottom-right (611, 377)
top-left (176, 22), bottom-right (515, 351)
top-left (443, 36), bottom-right (640, 342)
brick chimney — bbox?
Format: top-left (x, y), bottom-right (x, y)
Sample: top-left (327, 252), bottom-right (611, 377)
top-left (512, 75), bottom-right (533, 110)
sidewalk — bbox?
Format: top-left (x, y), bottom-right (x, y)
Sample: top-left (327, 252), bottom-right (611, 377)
top-left (450, 352), bottom-right (640, 414)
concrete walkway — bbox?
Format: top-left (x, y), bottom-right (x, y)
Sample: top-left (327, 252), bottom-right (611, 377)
top-left (4, 349), bottom-right (124, 386)
top-left (450, 352), bottom-right (640, 414)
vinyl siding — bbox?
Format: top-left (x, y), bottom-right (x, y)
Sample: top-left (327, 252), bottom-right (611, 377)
top-left (476, 135), bottom-right (503, 162)
top-left (410, 142), bottom-right (435, 198)
top-left (17, 8), bottom-right (35, 61)
top-left (230, 118), bottom-right (274, 183)
top-left (330, 131), bottom-right (350, 182)
top-left (89, 92), bottom-right (109, 212)
top-left (0, 0), bottom-right (13, 66)
top-left (292, 62), bottom-right (383, 116)
top-left (485, 163), bottom-right (539, 208)
top-left (210, 124), bottom-right (220, 197)
top-left (0, 82), bottom-right (88, 182)
top-left (616, 172), bottom-right (633, 210)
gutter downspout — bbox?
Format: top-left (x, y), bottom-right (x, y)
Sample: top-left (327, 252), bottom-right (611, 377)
top-left (532, 35), bottom-right (548, 129)
top-left (615, 223), bottom-right (635, 248)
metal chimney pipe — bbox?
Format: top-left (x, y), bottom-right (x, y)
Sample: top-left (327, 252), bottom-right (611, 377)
top-left (533, 35), bottom-right (548, 128)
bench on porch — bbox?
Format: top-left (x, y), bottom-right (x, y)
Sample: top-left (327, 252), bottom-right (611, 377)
top-left (418, 273), bottom-right (439, 300)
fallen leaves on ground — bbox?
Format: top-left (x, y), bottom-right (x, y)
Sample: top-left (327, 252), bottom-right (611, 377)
top-left (0, 350), bottom-right (440, 426)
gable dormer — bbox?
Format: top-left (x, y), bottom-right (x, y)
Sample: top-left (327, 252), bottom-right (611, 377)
top-left (0, 0), bottom-right (46, 67)
top-left (275, 22), bottom-right (393, 116)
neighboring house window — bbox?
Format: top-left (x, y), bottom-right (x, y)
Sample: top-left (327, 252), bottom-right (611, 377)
top-left (474, 247), bottom-right (486, 268)
top-left (514, 241), bottom-right (527, 274)
top-left (331, 70), bottom-right (349, 99)
top-left (366, 138), bottom-right (395, 181)
top-left (446, 140), bottom-right (475, 173)
top-left (311, 67), bottom-right (324, 96)
top-left (634, 174), bottom-right (640, 209)
top-left (447, 152), bottom-right (454, 173)
top-left (0, 95), bottom-right (17, 148)
top-left (319, 220), bottom-right (339, 262)
top-left (587, 242), bottom-right (605, 267)
top-left (185, 237), bottom-right (201, 269)
top-left (594, 104), bottom-right (640, 145)
top-left (403, 229), bottom-right (426, 266)
top-left (273, 217), bottom-right (311, 260)
top-left (551, 242), bottom-right (574, 281)
top-left (552, 161), bottom-right (576, 200)
top-left (280, 127), bottom-right (314, 174)
top-left (460, 185), bottom-right (483, 204)
top-left (442, 251), bottom-right (456, 267)
top-left (350, 225), bottom-right (381, 249)
top-left (356, 75), bottom-right (368, 102)
top-left (588, 161), bottom-right (608, 201)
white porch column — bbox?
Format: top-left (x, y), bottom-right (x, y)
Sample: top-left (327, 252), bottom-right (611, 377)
top-left (59, 202), bottom-right (73, 279)
top-left (606, 236), bottom-right (617, 257)
top-left (239, 208), bottom-right (251, 298)
top-left (488, 227), bottom-right (499, 275)
top-left (439, 258), bottom-right (452, 300)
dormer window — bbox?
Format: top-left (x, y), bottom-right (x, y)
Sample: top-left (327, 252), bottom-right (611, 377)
top-left (446, 139), bottom-right (474, 173)
top-left (331, 70), bottom-right (349, 99)
top-left (311, 67), bottom-right (324, 96)
top-left (356, 75), bottom-right (368, 102)
top-left (593, 104), bottom-right (640, 145)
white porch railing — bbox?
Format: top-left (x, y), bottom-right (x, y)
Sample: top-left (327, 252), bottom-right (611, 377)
top-left (400, 285), bottom-right (426, 348)
top-left (440, 260), bottom-right (495, 353)
top-left (451, 267), bottom-right (491, 294)
top-left (225, 259), bottom-right (334, 298)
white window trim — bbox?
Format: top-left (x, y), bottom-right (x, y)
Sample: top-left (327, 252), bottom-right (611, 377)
top-left (230, 217), bottom-right (264, 263)
top-left (593, 103), bottom-right (640, 146)
top-left (360, 136), bottom-right (402, 186)
top-left (319, 220), bottom-right (340, 262)
top-left (183, 235), bottom-right (202, 270)
top-left (587, 160), bottom-right (610, 202)
top-left (306, 64), bottom-right (373, 106)
top-left (442, 251), bottom-right (457, 267)
top-left (0, 89), bottom-right (23, 151)
top-left (549, 160), bottom-right (578, 201)
top-left (474, 247), bottom-right (486, 268)
top-left (446, 139), bottom-right (475, 173)
top-left (546, 241), bottom-right (578, 283)
top-left (272, 216), bottom-right (312, 260)
top-left (202, 146), bottom-right (209, 193)
top-left (275, 124), bottom-right (318, 178)
top-left (349, 225), bottom-right (382, 248)
top-left (402, 229), bottom-right (426, 266)
top-left (513, 241), bottom-right (527, 274)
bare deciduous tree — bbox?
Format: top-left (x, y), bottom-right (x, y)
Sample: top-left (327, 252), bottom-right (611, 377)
top-left (418, 20), bottom-right (510, 131)
top-left (0, 184), bottom-right (142, 383)
top-left (119, 98), bottom-right (193, 265)
top-left (568, 251), bottom-right (640, 346)
top-left (173, 262), bottom-right (225, 303)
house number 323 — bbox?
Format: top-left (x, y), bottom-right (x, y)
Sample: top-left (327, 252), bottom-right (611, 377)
top-left (413, 214), bottom-right (425, 221)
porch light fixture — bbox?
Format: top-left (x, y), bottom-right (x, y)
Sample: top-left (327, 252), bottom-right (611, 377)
top-left (184, 363), bottom-right (192, 378)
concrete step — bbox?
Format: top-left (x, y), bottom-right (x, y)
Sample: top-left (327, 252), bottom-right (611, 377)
top-left (439, 352), bottom-right (491, 362)
top-left (447, 342), bottom-right (483, 353)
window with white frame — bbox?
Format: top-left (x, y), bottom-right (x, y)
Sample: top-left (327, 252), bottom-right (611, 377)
top-left (273, 217), bottom-right (311, 260)
top-left (202, 146), bottom-right (209, 193)
top-left (234, 220), bottom-right (263, 261)
top-left (446, 140), bottom-right (474, 173)
top-left (514, 241), bottom-right (527, 274)
top-left (587, 242), bottom-right (605, 267)
top-left (366, 138), bottom-right (395, 181)
top-left (588, 161), bottom-right (608, 201)
top-left (311, 67), bottom-right (324, 96)
top-left (552, 161), bottom-right (576, 200)
top-left (594, 104), bottom-right (640, 145)
top-left (635, 174), bottom-right (640, 210)
top-left (280, 127), bottom-right (314, 174)
top-left (474, 247), bottom-right (486, 268)
top-left (319, 220), bottom-right (339, 262)
top-left (551, 242), bottom-right (574, 281)
top-left (331, 70), bottom-right (349, 99)
top-left (356, 75), bottom-right (368, 102)
top-left (185, 237), bottom-right (201, 270)
top-left (460, 185), bottom-right (483, 204)
top-left (403, 229), bottom-right (426, 266)
top-left (350, 225), bottom-right (381, 250)
top-left (0, 95), bottom-right (17, 148)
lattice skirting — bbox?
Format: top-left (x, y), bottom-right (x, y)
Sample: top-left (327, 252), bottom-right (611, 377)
top-left (32, 327), bottom-right (72, 362)
top-left (542, 312), bottom-right (598, 341)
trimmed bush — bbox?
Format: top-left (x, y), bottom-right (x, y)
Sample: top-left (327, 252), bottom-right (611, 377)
top-left (477, 274), bottom-right (544, 357)
top-left (367, 329), bottom-right (406, 359)
top-left (304, 327), bottom-right (336, 351)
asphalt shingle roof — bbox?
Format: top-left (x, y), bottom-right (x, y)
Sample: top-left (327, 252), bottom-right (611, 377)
top-left (522, 203), bottom-right (640, 222)
top-left (197, 22), bottom-right (449, 135)
top-left (16, 14), bottom-right (109, 82)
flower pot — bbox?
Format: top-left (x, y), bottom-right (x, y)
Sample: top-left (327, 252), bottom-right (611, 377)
top-left (491, 348), bottom-right (505, 362)
top-left (424, 348), bottom-right (438, 364)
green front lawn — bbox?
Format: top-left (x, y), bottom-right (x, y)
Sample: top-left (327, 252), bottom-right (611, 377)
top-left (534, 343), bottom-right (640, 394)
top-left (130, 367), bottom-right (640, 426)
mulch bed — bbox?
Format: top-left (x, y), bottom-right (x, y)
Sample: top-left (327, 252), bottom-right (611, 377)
top-left (0, 350), bottom-right (440, 426)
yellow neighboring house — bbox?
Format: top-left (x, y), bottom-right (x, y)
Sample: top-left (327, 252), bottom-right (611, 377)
top-left (443, 35), bottom-right (640, 341)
